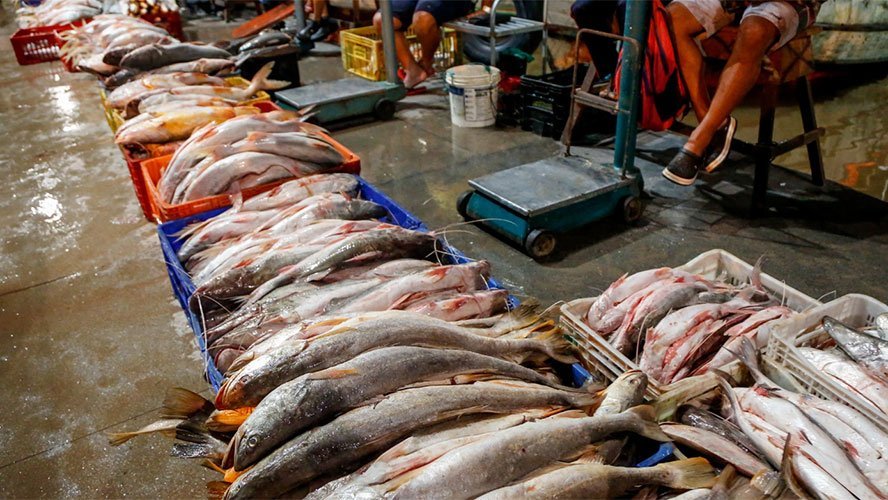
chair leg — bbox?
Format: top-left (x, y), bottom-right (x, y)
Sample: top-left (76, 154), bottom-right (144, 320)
top-left (753, 83), bottom-right (778, 215)
top-left (797, 76), bottom-right (825, 186)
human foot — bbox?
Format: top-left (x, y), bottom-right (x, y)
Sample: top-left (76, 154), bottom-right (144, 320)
top-left (704, 115), bottom-right (737, 173)
top-left (402, 66), bottom-right (430, 88)
top-left (662, 147), bottom-right (705, 186)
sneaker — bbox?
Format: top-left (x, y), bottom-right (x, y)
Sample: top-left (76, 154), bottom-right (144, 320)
top-left (704, 115), bottom-right (737, 173)
top-left (310, 18), bottom-right (336, 42)
top-left (663, 147), bottom-right (705, 186)
top-left (297, 20), bottom-right (319, 42)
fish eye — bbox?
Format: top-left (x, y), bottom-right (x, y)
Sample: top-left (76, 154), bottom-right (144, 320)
top-left (246, 435), bottom-right (259, 448)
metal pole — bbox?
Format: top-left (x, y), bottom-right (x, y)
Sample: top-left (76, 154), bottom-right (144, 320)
top-left (379, 0), bottom-right (399, 84)
top-left (613, 0), bottom-right (650, 177)
top-left (541, 0), bottom-right (549, 75)
top-left (293, 0), bottom-right (305, 31)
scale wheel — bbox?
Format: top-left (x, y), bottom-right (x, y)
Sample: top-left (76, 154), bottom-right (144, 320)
top-left (524, 229), bottom-right (557, 260)
top-left (374, 99), bottom-right (396, 120)
top-left (621, 196), bottom-right (644, 225)
top-left (456, 190), bottom-right (474, 220)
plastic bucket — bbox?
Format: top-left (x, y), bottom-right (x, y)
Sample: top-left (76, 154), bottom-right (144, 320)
top-left (445, 64), bottom-right (501, 128)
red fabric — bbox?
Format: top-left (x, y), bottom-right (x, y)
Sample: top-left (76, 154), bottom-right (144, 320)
top-left (614, 0), bottom-right (689, 131)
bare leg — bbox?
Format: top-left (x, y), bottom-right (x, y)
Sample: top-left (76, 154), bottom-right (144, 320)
top-left (684, 16), bottom-right (778, 156)
top-left (374, 12), bottom-right (425, 87)
top-left (668, 3), bottom-right (709, 122)
top-left (412, 11), bottom-right (440, 75)
top-left (313, 0), bottom-right (328, 20)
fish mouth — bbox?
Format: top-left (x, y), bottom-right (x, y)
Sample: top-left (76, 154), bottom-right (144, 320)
top-left (222, 428), bottom-right (241, 470)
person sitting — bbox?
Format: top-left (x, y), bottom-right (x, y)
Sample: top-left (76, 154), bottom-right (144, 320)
top-left (662, 0), bottom-right (823, 186)
top-left (570, 0), bottom-right (623, 79)
top-left (374, 0), bottom-right (480, 88)
top-left (298, 0), bottom-right (337, 43)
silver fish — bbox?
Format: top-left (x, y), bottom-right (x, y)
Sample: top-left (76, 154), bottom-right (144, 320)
top-left (120, 42), bottom-right (235, 70)
top-left (823, 315), bottom-right (888, 379)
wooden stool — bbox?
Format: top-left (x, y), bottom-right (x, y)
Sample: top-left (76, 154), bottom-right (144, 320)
top-left (676, 27), bottom-right (826, 213)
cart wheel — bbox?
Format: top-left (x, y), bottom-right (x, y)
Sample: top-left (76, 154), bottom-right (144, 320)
top-left (374, 99), bottom-right (396, 120)
top-left (621, 196), bottom-right (644, 225)
top-left (456, 190), bottom-right (474, 220)
top-left (524, 229), bottom-right (557, 260)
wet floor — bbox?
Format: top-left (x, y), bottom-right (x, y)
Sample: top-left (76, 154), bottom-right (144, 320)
top-left (0, 12), bottom-right (886, 499)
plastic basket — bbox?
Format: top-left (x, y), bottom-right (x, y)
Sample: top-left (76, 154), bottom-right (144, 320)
top-left (121, 148), bottom-right (156, 221)
top-left (139, 10), bottom-right (184, 40)
top-left (520, 65), bottom-right (588, 138)
top-left (156, 176), bottom-right (546, 391)
top-left (99, 89), bottom-right (124, 132)
top-left (341, 26), bottom-right (460, 81)
top-left (10, 20), bottom-right (87, 66)
top-left (142, 133), bottom-right (362, 223)
top-left (763, 294), bottom-right (888, 432)
top-left (560, 249), bottom-right (822, 398)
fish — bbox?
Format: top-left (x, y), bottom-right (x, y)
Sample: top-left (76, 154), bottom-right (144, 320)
top-left (595, 369), bottom-right (647, 416)
top-left (238, 30), bottom-right (292, 53)
top-left (240, 174), bottom-right (359, 213)
top-left (585, 268), bottom-right (674, 331)
top-left (678, 406), bottom-right (762, 458)
top-left (228, 345), bottom-right (580, 470)
top-left (175, 210), bottom-right (280, 264)
top-left (875, 313), bottom-right (888, 340)
top-left (150, 58), bottom-right (236, 76)
top-left (120, 42), bottom-right (235, 70)
top-left (215, 311), bottom-right (575, 408)
top-left (177, 152), bottom-right (334, 202)
top-left (222, 381), bottom-right (600, 498)
top-left (114, 106), bottom-right (260, 146)
top-left (107, 72), bottom-right (227, 109)
top-left (797, 346), bottom-right (888, 413)
top-left (661, 424), bottom-right (771, 477)
top-left (385, 407), bottom-right (669, 499)
top-left (236, 227), bottom-right (437, 307)
top-left (477, 458), bottom-right (716, 500)
top-left (405, 290), bottom-right (510, 321)
top-left (822, 315), bottom-right (888, 379)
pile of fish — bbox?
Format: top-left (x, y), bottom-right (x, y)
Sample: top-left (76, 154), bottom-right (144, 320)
top-left (790, 313), bottom-right (888, 415)
top-left (145, 109), bottom-right (340, 203)
top-left (16, 0), bottom-right (102, 28)
top-left (582, 265), bottom-right (796, 385)
top-left (113, 356), bottom-right (726, 498)
top-left (657, 339), bottom-right (888, 499)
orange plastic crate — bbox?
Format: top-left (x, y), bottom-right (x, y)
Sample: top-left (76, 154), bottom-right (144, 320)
top-left (142, 133), bottom-right (361, 222)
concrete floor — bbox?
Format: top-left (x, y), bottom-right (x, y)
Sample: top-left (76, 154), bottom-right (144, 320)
top-left (1, 13), bottom-right (887, 499)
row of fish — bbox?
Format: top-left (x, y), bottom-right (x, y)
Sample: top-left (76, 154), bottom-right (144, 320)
top-left (16, 0), bottom-right (102, 28)
top-left (792, 314), bottom-right (888, 415)
top-left (583, 265), bottom-right (796, 385)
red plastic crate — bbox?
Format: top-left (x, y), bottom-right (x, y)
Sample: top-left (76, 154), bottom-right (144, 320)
top-left (139, 10), bottom-right (184, 40)
top-left (10, 20), bottom-right (88, 66)
top-left (142, 134), bottom-right (362, 223)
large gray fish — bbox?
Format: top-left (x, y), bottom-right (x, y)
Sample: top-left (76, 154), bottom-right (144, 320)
top-left (823, 316), bottom-right (888, 379)
top-left (478, 458), bottom-right (716, 500)
top-left (222, 381), bottom-right (600, 499)
top-left (215, 311), bottom-right (575, 408)
top-left (107, 72), bottom-right (227, 109)
top-left (389, 407), bottom-right (670, 499)
top-left (239, 227), bottom-right (437, 307)
top-left (679, 406), bottom-right (762, 458)
top-left (661, 423), bottom-right (771, 477)
top-left (228, 346), bottom-right (578, 469)
top-left (238, 30), bottom-right (292, 53)
top-left (151, 58), bottom-right (236, 76)
top-left (120, 42), bottom-right (235, 70)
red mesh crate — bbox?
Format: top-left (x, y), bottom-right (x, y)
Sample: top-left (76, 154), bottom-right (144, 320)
top-left (139, 10), bottom-right (184, 40)
top-left (10, 20), bottom-right (87, 66)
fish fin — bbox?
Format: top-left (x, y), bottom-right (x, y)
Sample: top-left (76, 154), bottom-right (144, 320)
top-left (206, 408), bottom-right (253, 432)
top-left (528, 326), bottom-right (579, 365)
top-left (230, 192), bottom-right (243, 213)
top-left (780, 433), bottom-right (809, 499)
top-left (162, 388), bottom-right (215, 419)
top-left (380, 467), bottom-right (424, 493)
top-left (247, 62), bottom-right (290, 94)
top-left (656, 457), bottom-right (717, 490)
top-left (568, 444), bottom-right (602, 464)
top-left (309, 367), bottom-right (359, 380)
top-left (750, 469), bottom-right (785, 498)
top-left (203, 460), bottom-right (227, 475)
top-left (545, 408), bottom-right (588, 419)
top-left (450, 372), bottom-right (499, 384)
top-left (626, 405), bottom-right (671, 441)
top-left (107, 418), bottom-right (181, 446)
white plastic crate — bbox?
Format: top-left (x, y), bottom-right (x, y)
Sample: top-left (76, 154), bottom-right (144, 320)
top-left (560, 249), bottom-right (822, 399)
top-left (763, 293), bottom-right (888, 433)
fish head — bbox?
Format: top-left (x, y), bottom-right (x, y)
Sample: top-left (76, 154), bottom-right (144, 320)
top-left (234, 381), bottom-right (311, 469)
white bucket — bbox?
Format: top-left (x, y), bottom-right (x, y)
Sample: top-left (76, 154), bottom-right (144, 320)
top-left (444, 64), bottom-right (501, 128)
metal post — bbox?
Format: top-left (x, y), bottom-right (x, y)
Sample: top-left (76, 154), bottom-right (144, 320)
top-left (489, 0), bottom-right (503, 66)
top-left (613, 0), bottom-right (650, 178)
top-left (379, 0), bottom-right (399, 84)
top-left (293, 0), bottom-right (305, 30)
top-left (541, 0), bottom-right (549, 75)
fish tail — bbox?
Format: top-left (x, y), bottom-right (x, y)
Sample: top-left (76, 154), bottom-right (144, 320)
top-left (172, 419), bottom-right (229, 462)
top-left (529, 327), bottom-right (579, 365)
top-left (780, 433), bottom-right (809, 499)
top-left (107, 425), bottom-right (175, 446)
top-left (656, 457), bottom-right (717, 490)
top-left (162, 387), bottom-right (215, 419)
top-left (626, 405), bottom-right (670, 442)
top-left (248, 62), bottom-right (290, 94)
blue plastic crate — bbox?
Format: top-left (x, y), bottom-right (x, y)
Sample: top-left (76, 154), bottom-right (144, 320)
top-left (157, 175), bottom-right (588, 390)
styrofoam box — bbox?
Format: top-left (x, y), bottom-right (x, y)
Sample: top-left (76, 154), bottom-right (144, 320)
top-left (763, 293), bottom-right (888, 433)
top-left (560, 249), bottom-right (822, 399)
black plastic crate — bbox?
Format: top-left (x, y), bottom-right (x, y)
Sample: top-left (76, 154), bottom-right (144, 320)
top-left (520, 65), bottom-right (589, 138)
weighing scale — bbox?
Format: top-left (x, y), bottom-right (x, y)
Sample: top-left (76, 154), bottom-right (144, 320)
top-left (275, 0), bottom-right (407, 124)
top-left (456, 2), bottom-right (651, 260)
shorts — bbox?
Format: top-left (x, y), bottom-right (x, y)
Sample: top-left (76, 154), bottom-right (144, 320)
top-left (673, 0), bottom-right (817, 50)
top-left (391, 0), bottom-right (476, 29)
